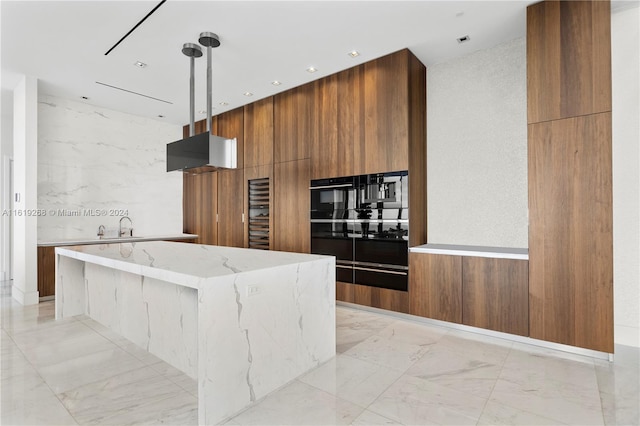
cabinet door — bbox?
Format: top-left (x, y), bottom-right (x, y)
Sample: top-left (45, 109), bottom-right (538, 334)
top-left (37, 246), bottom-right (56, 297)
top-left (361, 50), bottom-right (410, 174)
top-left (462, 257), bottom-right (529, 336)
top-left (528, 113), bottom-right (613, 352)
top-left (217, 169), bottom-right (244, 248)
top-left (244, 97), bottom-right (274, 168)
top-left (527, 1), bottom-right (611, 124)
top-left (217, 107), bottom-right (244, 169)
top-left (183, 171), bottom-right (217, 245)
top-left (274, 82), bottom-right (314, 163)
top-left (409, 253), bottom-right (462, 323)
top-left (336, 66), bottom-right (363, 176)
top-left (310, 75), bottom-right (339, 179)
top-left (273, 159), bottom-right (310, 253)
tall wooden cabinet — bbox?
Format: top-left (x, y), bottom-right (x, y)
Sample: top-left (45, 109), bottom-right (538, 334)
top-left (244, 97), bottom-right (274, 168)
top-left (527, 0), bottom-right (613, 352)
top-left (273, 159), bottom-right (310, 253)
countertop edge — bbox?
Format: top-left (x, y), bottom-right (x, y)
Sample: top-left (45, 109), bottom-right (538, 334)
top-left (409, 244), bottom-right (529, 260)
top-left (38, 234), bottom-right (198, 247)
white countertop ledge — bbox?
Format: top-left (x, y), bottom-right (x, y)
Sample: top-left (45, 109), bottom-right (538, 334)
top-left (55, 241), bottom-right (333, 290)
top-left (38, 234), bottom-right (197, 247)
top-left (410, 244), bottom-right (529, 260)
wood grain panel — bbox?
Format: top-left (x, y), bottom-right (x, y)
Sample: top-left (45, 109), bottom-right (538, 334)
top-left (408, 52), bottom-right (427, 247)
top-left (336, 67), bottom-right (364, 176)
top-left (183, 171), bottom-right (217, 245)
top-left (217, 107), bottom-right (244, 169)
top-left (37, 246), bottom-right (56, 297)
top-left (274, 82), bottom-right (313, 163)
top-left (243, 164), bottom-right (273, 249)
top-left (244, 97), bottom-right (274, 168)
top-left (528, 113), bottom-right (613, 352)
top-left (217, 168), bottom-right (244, 248)
top-left (336, 281), bottom-right (409, 313)
top-left (362, 49), bottom-right (409, 174)
top-left (310, 74), bottom-right (341, 179)
top-left (409, 252), bottom-right (462, 323)
top-left (462, 257), bottom-right (529, 336)
top-left (527, 0), bottom-right (612, 123)
top-left (273, 159), bottom-right (310, 253)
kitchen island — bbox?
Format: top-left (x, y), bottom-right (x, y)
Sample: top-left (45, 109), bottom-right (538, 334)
top-left (55, 241), bottom-right (336, 424)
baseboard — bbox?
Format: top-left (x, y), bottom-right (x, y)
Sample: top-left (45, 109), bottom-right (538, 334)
top-left (11, 285), bottom-right (39, 305)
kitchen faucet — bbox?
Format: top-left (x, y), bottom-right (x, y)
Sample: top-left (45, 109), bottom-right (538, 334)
top-left (119, 216), bottom-right (133, 237)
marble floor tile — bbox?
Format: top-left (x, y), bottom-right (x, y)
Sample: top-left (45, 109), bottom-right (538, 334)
top-left (489, 374), bottom-right (604, 425)
top-left (438, 329), bottom-right (513, 365)
top-left (376, 320), bottom-right (448, 347)
top-left (299, 353), bottom-right (405, 407)
top-left (59, 365), bottom-right (197, 425)
top-left (367, 374), bottom-right (487, 425)
top-left (225, 380), bottom-right (365, 425)
top-left (477, 400), bottom-right (568, 425)
top-left (343, 333), bottom-right (430, 373)
top-left (38, 345), bottom-right (146, 394)
top-left (1, 372), bottom-right (79, 426)
top-left (405, 345), bottom-right (503, 399)
top-left (149, 358), bottom-right (198, 395)
top-left (351, 409), bottom-right (404, 425)
top-left (336, 307), bottom-right (396, 354)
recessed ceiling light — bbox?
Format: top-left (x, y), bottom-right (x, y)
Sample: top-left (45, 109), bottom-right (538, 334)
top-left (244, 92), bottom-right (253, 97)
top-left (457, 35), bottom-right (471, 43)
top-left (198, 110), bottom-right (206, 114)
top-left (157, 114), bottom-right (165, 118)
top-left (348, 51), bottom-right (360, 58)
top-left (219, 102), bottom-right (228, 106)
top-left (81, 96), bottom-right (89, 100)
top-left (306, 67), bottom-right (317, 73)
top-left (456, 11), bottom-right (465, 17)
top-left (134, 61), bottom-right (147, 68)
top-left (271, 80), bottom-right (282, 86)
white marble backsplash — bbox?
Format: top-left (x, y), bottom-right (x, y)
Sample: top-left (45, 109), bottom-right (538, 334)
top-left (37, 95), bottom-right (183, 241)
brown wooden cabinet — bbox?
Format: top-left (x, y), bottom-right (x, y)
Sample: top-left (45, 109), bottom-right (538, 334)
top-left (527, 0), bottom-right (611, 124)
top-left (528, 113), bottom-right (613, 352)
top-left (273, 159), bottom-right (310, 253)
top-left (274, 83), bottom-right (313, 163)
top-left (462, 257), bottom-right (529, 336)
top-left (409, 252), bottom-right (462, 323)
top-left (217, 107), bottom-right (244, 169)
top-left (244, 97), bottom-right (274, 168)
top-left (310, 74), bottom-right (341, 179)
top-left (183, 172), bottom-right (217, 245)
top-left (527, 0), bottom-right (613, 353)
top-left (337, 281), bottom-right (409, 314)
top-left (37, 246), bottom-right (56, 298)
top-left (216, 169), bottom-right (244, 248)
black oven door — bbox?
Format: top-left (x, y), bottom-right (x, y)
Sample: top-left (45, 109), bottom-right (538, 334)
top-left (310, 177), bottom-right (356, 220)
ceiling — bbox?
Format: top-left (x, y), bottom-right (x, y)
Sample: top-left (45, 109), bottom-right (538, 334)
top-left (1, 1), bottom-right (539, 126)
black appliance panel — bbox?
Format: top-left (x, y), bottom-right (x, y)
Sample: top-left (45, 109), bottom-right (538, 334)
top-left (354, 239), bottom-right (408, 267)
top-left (310, 177), bottom-right (356, 220)
top-left (353, 266), bottom-right (408, 292)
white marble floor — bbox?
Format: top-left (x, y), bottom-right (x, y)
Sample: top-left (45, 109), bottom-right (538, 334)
top-left (1, 284), bottom-right (638, 425)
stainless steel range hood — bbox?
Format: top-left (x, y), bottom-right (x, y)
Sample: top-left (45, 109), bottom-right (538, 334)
top-left (167, 32), bottom-right (237, 172)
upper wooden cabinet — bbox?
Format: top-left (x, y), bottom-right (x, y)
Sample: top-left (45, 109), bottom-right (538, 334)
top-left (273, 159), bottom-right (310, 253)
top-left (527, 0), bottom-right (612, 124)
top-left (274, 82), bottom-right (314, 163)
top-left (310, 74), bottom-right (341, 179)
top-left (244, 96), bottom-right (274, 168)
top-left (217, 107), bottom-right (244, 169)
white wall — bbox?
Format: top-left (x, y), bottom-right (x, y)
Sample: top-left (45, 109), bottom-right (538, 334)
top-left (1, 89), bottom-right (14, 281)
top-left (612, 5), bottom-right (640, 348)
top-left (12, 76), bottom-right (38, 304)
top-left (37, 95), bottom-right (183, 241)
top-left (426, 37), bottom-right (528, 248)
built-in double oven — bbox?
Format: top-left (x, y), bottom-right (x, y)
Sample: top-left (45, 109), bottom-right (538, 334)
top-left (310, 171), bottom-right (409, 291)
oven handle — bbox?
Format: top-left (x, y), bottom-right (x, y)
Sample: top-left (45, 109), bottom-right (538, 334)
top-left (353, 266), bottom-right (408, 276)
top-left (336, 265), bottom-right (353, 269)
top-left (309, 183), bottom-right (354, 190)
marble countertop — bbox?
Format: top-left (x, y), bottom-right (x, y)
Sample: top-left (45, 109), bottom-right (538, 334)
top-left (410, 243), bottom-right (528, 260)
top-left (56, 241), bottom-right (332, 289)
top-left (38, 234), bottom-right (198, 247)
